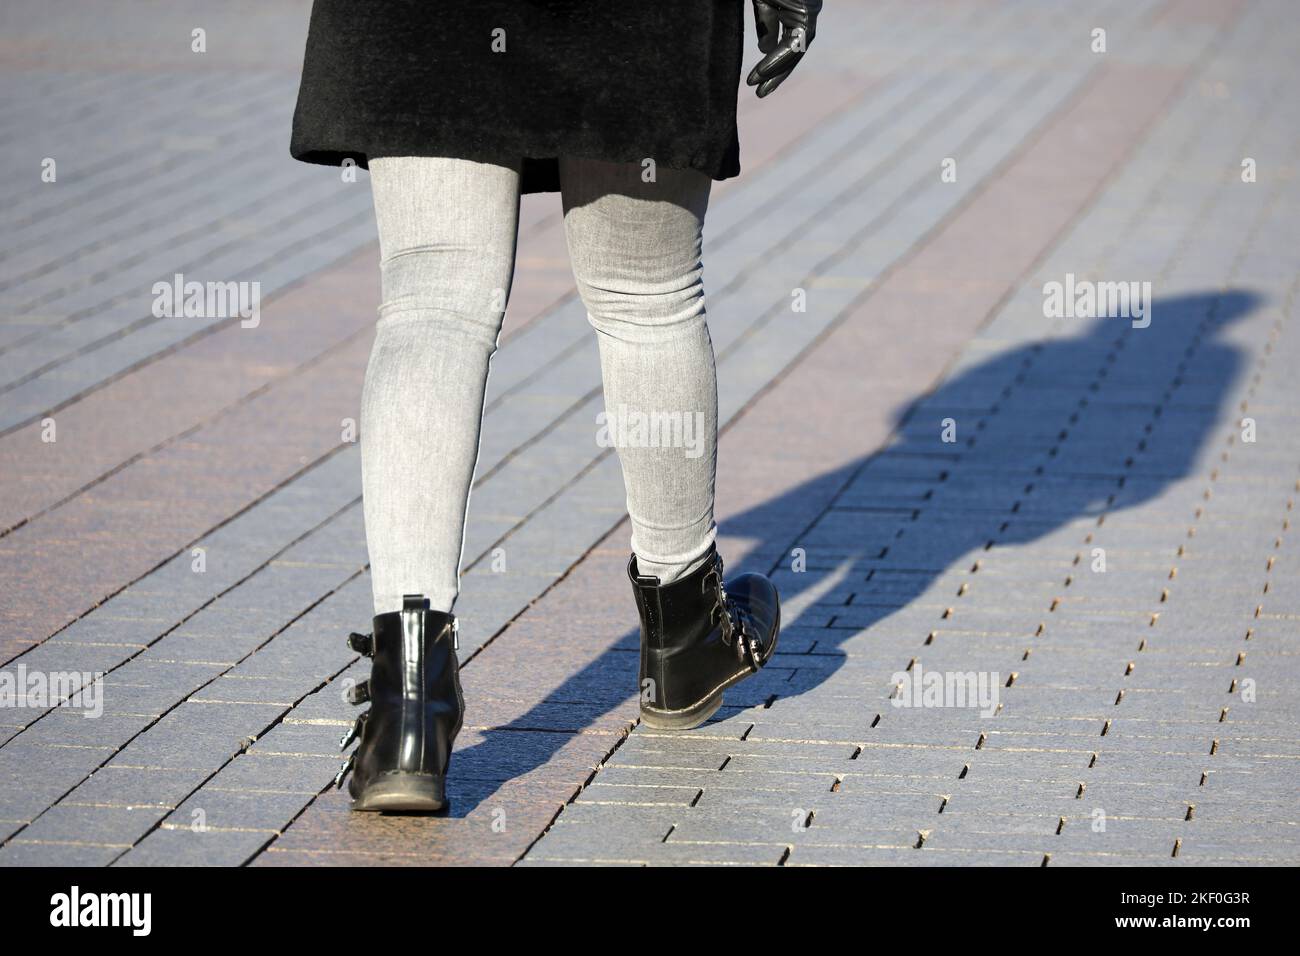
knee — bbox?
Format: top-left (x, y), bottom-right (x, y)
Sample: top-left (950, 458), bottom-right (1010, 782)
top-left (377, 244), bottom-right (511, 348)
top-left (576, 263), bottom-right (708, 344)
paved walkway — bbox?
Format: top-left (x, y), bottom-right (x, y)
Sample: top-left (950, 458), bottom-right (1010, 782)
top-left (1, 0), bottom-right (1297, 866)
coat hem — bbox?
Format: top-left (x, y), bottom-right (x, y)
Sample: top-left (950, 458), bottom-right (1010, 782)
top-left (289, 118), bottom-right (740, 195)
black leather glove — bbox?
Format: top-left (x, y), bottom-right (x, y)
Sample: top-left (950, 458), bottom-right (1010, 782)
top-left (746, 0), bottom-right (823, 98)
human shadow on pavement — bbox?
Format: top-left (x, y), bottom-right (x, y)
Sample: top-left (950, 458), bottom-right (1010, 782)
top-left (448, 289), bottom-right (1260, 815)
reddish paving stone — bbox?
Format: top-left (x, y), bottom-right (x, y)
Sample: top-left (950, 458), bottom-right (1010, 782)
top-left (0, 250), bottom-right (377, 534)
top-left (255, 729), bottom-right (608, 867)
top-left (0, 336), bottom-right (371, 659)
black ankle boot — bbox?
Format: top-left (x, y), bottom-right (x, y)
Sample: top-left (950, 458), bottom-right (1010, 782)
top-left (629, 546), bottom-right (780, 730)
top-left (333, 594), bottom-right (464, 812)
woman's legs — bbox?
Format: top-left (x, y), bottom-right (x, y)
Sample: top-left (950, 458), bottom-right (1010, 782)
top-left (362, 155), bottom-right (522, 615)
top-left (559, 157), bottom-right (718, 585)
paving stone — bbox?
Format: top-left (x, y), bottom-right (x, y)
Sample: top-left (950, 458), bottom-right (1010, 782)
top-left (14, 710), bottom-right (155, 750)
top-left (14, 803), bottom-right (169, 847)
top-left (0, 839), bottom-right (126, 866)
top-left (164, 787), bottom-right (313, 835)
top-left (109, 701), bottom-right (285, 770)
top-left (115, 826), bottom-right (275, 867)
top-left (62, 766), bottom-right (213, 809)
top-left (201, 753), bottom-right (339, 795)
top-left (787, 844), bottom-right (1041, 866)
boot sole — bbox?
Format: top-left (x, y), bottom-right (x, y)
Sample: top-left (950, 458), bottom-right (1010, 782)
top-left (640, 690), bottom-right (725, 731)
top-left (351, 773), bottom-right (447, 813)
top-left (640, 604), bottom-right (781, 732)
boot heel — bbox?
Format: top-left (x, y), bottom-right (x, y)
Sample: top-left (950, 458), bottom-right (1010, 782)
top-left (351, 772), bottom-right (447, 813)
top-left (337, 595), bottom-right (463, 814)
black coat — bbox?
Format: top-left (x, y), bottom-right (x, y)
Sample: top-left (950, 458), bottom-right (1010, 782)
top-left (290, 1), bottom-right (745, 194)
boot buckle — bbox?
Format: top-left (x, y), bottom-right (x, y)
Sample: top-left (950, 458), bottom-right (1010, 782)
top-left (701, 564), bottom-right (735, 647)
top-left (709, 601), bottom-right (735, 648)
top-left (345, 679), bottom-right (370, 706)
top-left (339, 711), bottom-right (368, 750)
top-left (718, 587), bottom-right (763, 673)
top-left (333, 752), bottom-right (355, 789)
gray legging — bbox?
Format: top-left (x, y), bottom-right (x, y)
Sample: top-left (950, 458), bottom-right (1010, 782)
top-left (362, 155), bottom-right (719, 615)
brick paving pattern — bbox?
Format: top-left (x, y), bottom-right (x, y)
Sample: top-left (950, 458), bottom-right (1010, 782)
top-left (1, 0), bottom-right (1296, 866)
